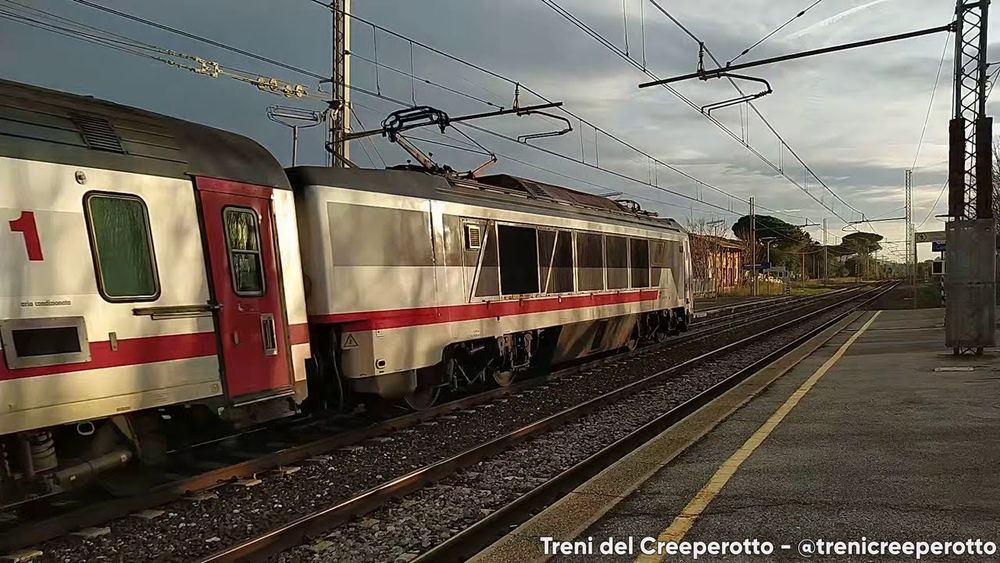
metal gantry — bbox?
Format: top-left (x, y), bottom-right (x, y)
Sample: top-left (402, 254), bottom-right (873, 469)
top-left (949, 0), bottom-right (992, 220)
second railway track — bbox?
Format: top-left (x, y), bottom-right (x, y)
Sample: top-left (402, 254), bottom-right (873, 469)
top-left (6, 284), bottom-right (884, 561)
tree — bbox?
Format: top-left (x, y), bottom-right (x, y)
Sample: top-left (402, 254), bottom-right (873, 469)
top-left (836, 232), bottom-right (883, 279)
top-left (731, 215), bottom-right (811, 252)
top-left (732, 215), bottom-right (814, 275)
top-left (993, 137), bottom-right (1000, 222)
top-left (839, 232), bottom-right (883, 255)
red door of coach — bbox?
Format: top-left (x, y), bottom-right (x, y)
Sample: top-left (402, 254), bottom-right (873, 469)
top-left (195, 177), bottom-right (291, 399)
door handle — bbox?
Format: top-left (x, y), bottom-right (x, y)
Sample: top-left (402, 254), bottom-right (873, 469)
top-left (260, 314), bottom-right (278, 356)
top-left (133, 303), bottom-right (221, 319)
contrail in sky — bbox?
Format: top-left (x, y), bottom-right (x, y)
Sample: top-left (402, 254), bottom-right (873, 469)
top-left (787, 0), bottom-right (896, 39)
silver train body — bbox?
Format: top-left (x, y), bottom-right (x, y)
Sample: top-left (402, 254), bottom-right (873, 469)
top-left (0, 80), bottom-right (310, 503)
top-left (293, 168), bottom-right (693, 399)
top-left (0, 78), bottom-right (692, 502)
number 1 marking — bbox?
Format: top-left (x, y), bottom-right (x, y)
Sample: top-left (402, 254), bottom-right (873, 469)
top-left (9, 211), bottom-right (43, 261)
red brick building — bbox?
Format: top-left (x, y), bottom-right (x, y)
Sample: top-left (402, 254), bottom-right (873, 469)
top-left (690, 234), bottom-right (745, 295)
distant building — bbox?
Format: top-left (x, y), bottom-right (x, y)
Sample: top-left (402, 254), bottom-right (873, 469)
top-left (690, 234), bottom-right (745, 296)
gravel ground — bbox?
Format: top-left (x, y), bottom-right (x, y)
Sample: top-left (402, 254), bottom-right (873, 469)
top-left (281, 298), bottom-right (869, 562)
top-left (862, 283), bottom-right (930, 310)
top-left (28, 289), bottom-right (869, 562)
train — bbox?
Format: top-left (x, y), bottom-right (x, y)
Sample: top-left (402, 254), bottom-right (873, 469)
top-left (0, 78), bottom-right (692, 504)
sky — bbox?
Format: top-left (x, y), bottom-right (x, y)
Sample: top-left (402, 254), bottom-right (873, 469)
top-left (2, 0), bottom-right (994, 261)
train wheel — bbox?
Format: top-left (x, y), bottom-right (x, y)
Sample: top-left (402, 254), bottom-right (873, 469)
top-left (90, 420), bottom-right (149, 497)
top-left (625, 334), bottom-right (640, 352)
top-left (493, 370), bottom-right (514, 387)
top-left (403, 385), bottom-right (441, 411)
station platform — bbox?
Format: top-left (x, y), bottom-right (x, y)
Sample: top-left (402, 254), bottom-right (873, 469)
top-left (474, 308), bottom-right (1000, 562)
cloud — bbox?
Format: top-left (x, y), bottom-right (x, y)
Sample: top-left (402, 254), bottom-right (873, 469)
top-left (786, 0), bottom-right (898, 40)
top-left (0, 0), bottom-right (970, 258)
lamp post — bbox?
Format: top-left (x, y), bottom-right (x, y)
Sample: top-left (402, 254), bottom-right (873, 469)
top-left (759, 237), bottom-right (776, 294)
top-left (759, 237), bottom-right (776, 265)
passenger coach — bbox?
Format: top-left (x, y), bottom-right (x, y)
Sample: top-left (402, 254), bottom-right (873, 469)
top-left (0, 80), bottom-right (309, 503)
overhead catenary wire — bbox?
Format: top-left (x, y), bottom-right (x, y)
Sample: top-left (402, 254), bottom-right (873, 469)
top-left (6, 1), bottom-right (745, 220)
top-left (343, 99), bottom-right (735, 217)
top-left (0, 3), bottom-right (329, 102)
top-left (727, 0), bottom-right (826, 65)
top-left (538, 0), bottom-right (857, 226)
top-left (64, 0), bottom-right (764, 218)
top-left (67, 0), bottom-right (328, 80)
top-left (911, 33), bottom-right (951, 170)
top-left (312, 0), bottom-right (808, 222)
top-left (645, 0), bottom-right (867, 225)
top-left (32, 0), bottom-right (809, 226)
top-left (917, 180), bottom-right (948, 229)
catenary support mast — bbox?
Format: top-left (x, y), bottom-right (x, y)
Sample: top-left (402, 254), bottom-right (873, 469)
top-left (945, 0), bottom-right (994, 354)
top-left (328, 0), bottom-right (350, 166)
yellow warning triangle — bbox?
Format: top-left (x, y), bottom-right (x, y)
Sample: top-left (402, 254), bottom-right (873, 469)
top-left (343, 334), bottom-right (359, 349)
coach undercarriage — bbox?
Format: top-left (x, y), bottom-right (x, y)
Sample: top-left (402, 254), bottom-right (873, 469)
top-left (315, 307), bottom-right (689, 412)
top-left (0, 394), bottom-right (300, 509)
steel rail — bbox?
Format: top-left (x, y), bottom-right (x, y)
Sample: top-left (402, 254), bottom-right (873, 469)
top-left (198, 282), bottom-right (893, 562)
top-left (415, 282), bottom-right (896, 562)
top-left (0, 286), bottom-right (860, 553)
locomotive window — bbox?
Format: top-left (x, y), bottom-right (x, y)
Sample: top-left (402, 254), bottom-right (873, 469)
top-left (537, 230), bottom-right (556, 292)
top-left (669, 240), bottom-right (684, 293)
top-left (606, 235), bottom-right (629, 289)
top-left (223, 207), bottom-right (265, 296)
top-left (498, 225), bottom-right (539, 295)
top-left (84, 192), bottom-right (160, 302)
top-left (576, 232), bottom-right (605, 291)
top-left (550, 230), bottom-right (575, 293)
top-left (650, 240), bottom-right (668, 287)
top-left (475, 224), bottom-right (500, 297)
top-left (630, 238), bottom-right (650, 288)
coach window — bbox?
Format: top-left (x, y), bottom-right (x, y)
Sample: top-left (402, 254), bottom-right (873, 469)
top-left (223, 207), bottom-right (265, 296)
top-left (630, 238), bottom-right (650, 288)
top-left (499, 224), bottom-right (539, 295)
top-left (650, 240), bottom-right (668, 287)
top-left (576, 232), bottom-right (605, 291)
top-left (84, 192), bottom-right (160, 301)
top-left (606, 235), bottom-right (629, 289)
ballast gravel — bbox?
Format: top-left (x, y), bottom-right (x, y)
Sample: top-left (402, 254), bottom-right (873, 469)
top-left (29, 292), bottom-right (864, 562)
top-left (280, 301), bottom-right (862, 562)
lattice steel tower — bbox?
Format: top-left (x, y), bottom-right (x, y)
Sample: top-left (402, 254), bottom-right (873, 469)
top-left (945, 0), bottom-right (994, 354)
top-left (949, 0), bottom-right (992, 220)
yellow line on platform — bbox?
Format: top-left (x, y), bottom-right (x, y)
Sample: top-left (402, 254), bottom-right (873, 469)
top-left (635, 310), bottom-right (882, 563)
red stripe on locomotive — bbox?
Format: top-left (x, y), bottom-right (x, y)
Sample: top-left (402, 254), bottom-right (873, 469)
top-left (309, 289), bottom-right (661, 331)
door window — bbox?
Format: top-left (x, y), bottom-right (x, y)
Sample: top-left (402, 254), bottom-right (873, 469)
top-left (223, 207), bottom-right (265, 296)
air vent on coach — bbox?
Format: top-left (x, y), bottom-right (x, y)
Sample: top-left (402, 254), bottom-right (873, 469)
top-left (70, 112), bottom-right (126, 153)
top-left (0, 317), bottom-right (91, 369)
top-left (465, 224), bottom-right (482, 250)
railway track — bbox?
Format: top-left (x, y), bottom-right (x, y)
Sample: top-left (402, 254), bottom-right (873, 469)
top-left (6, 285), bottom-right (881, 561)
top-left (208, 282), bottom-right (894, 563)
